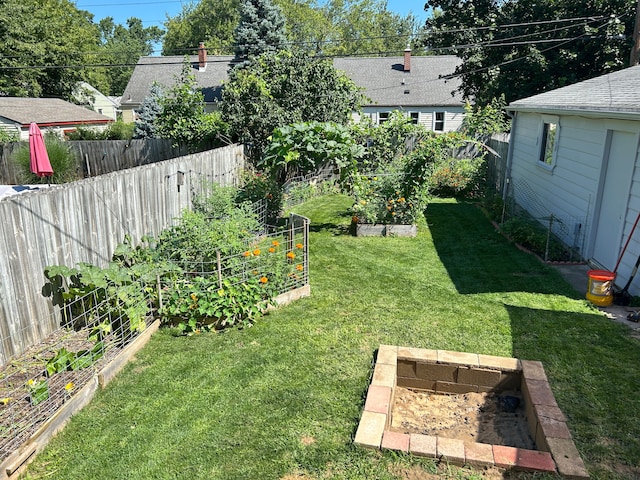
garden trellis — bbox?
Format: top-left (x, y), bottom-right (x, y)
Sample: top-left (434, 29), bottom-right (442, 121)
top-left (0, 213), bottom-right (309, 467)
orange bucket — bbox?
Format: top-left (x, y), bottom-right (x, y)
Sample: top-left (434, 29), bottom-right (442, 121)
top-left (586, 270), bottom-right (615, 306)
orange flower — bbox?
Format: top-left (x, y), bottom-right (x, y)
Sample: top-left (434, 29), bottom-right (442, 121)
top-left (190, 293), bottom-right (197, 301)
top-left (253, 249), bottom-right (261, 256)
top-left (268, 247), bottom-right (275, 253)
top-left (296, 264), bottom-right (303, 271)
top-left (295, 243), bottom-right (303, 249)
top-left (259, 276), bottom-right (268, 283)
top-left (287, 251), bottom-right (296, 259)
top-left (243, 251), bottom-right (251, 257)
top-left (272, 240), bottom-right (280, 247)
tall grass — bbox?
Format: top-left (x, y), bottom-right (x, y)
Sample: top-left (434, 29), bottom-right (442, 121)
top-left (13, 134), bottom-right (81, 184)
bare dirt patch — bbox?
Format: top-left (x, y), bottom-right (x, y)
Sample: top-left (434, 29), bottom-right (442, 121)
top-left (390, 387), bottom-right (535, 450)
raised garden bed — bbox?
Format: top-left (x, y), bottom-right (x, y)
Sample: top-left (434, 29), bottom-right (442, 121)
top-left (355, 224), bottom-right (417, 237)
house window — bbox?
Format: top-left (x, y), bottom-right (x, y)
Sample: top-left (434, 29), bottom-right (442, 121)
top-left (538, 117), bottom-right (559, 168)
top-left (434, 112), bottom-right (445, 131)
top-left (409, 112), bottom-right (419, 125)
top-left (379, 112), bottom-right (390, 124)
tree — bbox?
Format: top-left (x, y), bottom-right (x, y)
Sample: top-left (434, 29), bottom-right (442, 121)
top-left (321, 0), bottom-right (419, 56)
top-left (95, 17), bottom-right (164, 95)
top-left (162, 0), bottom-right (240, 55)
top-left (134, 83), bottom-right (164, 139)
top-left (161, 0), bottom-right (418, 57)
top-left (154, 61), bottom-right (229, 150)
top-left (420, 0), bottom-right (635, 104)
top-left (0, 0), bottom-right (100, 99)
top-left (219, 49), bottom-right (366, 162)
top-left (234, 0), bottom-right (288, 60)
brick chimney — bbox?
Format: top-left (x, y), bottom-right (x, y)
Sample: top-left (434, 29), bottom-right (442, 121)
top-left (404, 44), bottom-right (411, 72)
top-left (198, 42), bottom-right (207, 71)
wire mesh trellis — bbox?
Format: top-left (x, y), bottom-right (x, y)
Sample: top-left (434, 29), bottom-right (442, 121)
top-left (503, 178), bottom-right (587, 262)
top-left (0, 287), bottom-right (157, 462)
top-left (0, 212), bottom-right (309, 464)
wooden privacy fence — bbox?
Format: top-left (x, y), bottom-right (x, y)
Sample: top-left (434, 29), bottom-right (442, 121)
top-left (0, 144), bottom-right (245, 364)
top-left (0, 139), bottom-right (190, 185)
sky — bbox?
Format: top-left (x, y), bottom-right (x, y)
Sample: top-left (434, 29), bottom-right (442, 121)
top-left (76, 0), bottom-right (429, 54)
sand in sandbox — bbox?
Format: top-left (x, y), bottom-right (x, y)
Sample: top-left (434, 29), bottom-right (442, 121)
top-left (390, 387), bottom-right (535, 450)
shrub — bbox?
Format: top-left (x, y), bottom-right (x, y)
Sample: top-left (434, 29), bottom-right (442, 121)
top-left (430, 156), bottom-right (486, 198)
top-left (65, 120), bottom-right (134, 140)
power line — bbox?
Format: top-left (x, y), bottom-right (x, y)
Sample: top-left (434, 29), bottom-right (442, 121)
top-left (0, 13), bottom-right (626, 71)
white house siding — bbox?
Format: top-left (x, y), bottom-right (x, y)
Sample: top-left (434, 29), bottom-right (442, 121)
top-left (509, 111), bottom-right (640, 294)
top-left (359, 107), bottom-right (465, 132)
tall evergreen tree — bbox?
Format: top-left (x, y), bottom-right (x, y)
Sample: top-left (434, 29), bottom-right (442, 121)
top-left (234, 0), bottom-right (287, 60)
top-left (133, 83), bottom-right (164, 139)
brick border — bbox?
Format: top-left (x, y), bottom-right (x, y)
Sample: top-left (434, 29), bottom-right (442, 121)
top-left (354, 345), bottom-right (589, 479)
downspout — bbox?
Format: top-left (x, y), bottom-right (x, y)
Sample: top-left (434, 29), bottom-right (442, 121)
top-left (501, 110), bottom-right (517, 223)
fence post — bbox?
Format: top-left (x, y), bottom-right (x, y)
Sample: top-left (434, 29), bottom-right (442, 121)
top-left (156, 274), bottom-right (163, 311)
top-left (216, 251), bottom-right (222, 288)
top-left (304, 216), bottom-right (310, 284)
top-left (545, 214), bottom-right (554, 262)
top-left (288, 214), bottom-right (295, 255)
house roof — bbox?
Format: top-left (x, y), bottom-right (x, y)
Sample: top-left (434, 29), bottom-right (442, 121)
top-left (121, 55), bottom-right (235, 108)
top-left (508, 66), bottom-right (640, 117)
top-left (333, 55), bottom-right (464, 108)
top-left (121, 53), bottom-right (465, 109)
top-left (0, 97), bottom-right (113, 127)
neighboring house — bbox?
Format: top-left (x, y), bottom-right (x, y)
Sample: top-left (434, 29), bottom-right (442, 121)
top-left (0, 97), bottom-right (113, 140)
top-left (120, 44), bottom-right (466, 131)
top-left (505, 65), bottom-right (640, 295)
top-left (334, 48), bottom-right (465, 131)
top-left (73, 82), bottom-right (121, 121)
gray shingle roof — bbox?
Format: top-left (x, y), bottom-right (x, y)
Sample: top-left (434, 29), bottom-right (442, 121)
top-left (121, 53), bottom-right (465, 109)
top-left (333, 55), bottom-right (464, 107)
top-left (508, 66), bottom-right (640, 116)
top-left (0, 97), bottom-right (113, 126)
top-left (121, 55), bottom-right (235, 107)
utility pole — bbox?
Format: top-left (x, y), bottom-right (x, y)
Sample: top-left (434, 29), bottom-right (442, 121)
top-left (631, 0), bottom-right (640, 66)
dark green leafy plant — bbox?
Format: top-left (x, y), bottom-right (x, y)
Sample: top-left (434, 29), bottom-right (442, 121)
top-left (260, 121), bottom-right (364, 184)
top-left (160, 276), bottom-right (272, 333)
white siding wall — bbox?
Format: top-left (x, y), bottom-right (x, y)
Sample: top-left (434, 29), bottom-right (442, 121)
top-left (509, 111), bottom-right (640, 294)
top-left (359, 107), bottom-right (465, 132)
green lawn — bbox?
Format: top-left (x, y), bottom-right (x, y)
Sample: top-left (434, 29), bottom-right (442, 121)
top-left (23, 195), bottom-right (640, 480)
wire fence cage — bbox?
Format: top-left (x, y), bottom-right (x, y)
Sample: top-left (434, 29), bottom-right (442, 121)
top-left (0, 288), bottom-right (157, 462)
top-left (0, 209), bottom-right (310, 464)
top-left (503, 178), bottom-right (587, 262)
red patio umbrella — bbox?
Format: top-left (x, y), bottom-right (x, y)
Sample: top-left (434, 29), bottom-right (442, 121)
top-left (29, 122), bottom-right (53, 178)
